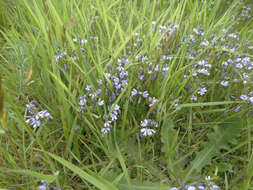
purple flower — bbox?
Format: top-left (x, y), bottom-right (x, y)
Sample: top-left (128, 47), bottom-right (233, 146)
top-left (131, 89), bottom-right (138, 97)
top-left (138, 71), bottom-right (144, 80)
top-left (101, 127), bottom-right (111, 137)
top-left (193, 28), bottom-right (200, 35)
top-left (79, 96), bottom-right (87, 106)
top-left (154, 65), bottom-right (159, 71)
top-left (25, 116), bottom-right (41, 128)
top-left (162, 72), bottom-right (167, 77)
top-left (220, 80), bottom-right (229, 87)
top-left (114, 104), bottom-right (120, 111)
top-left (97, 79), bottom-right (103, 85)
top-left (191, 95), bottom-right (198, 101)
top-left (149, 97), bottom-right (157, 107)
top-left (119, 70), bottom-right (128, 78)
top-left (113, 77), bottom-right (120, 85)
top-left (196, 184), bottom-right (205, 190)
top-left (140, 128), bottom-right (156, 137)
top-left (105, 73), bottom-right (111, 78)
top-left (36, 110), bottom-right (53, 120)
top-left (121, 80), bottom-right (128, 85)
top-left (236, 63), bottom-right (243, 69)
top-left (98, 99), bottom-right (104, 106)
top-left (141, 119), bottom-right (148, 127)
top-left (198, 69), bottom-right (210, 76)
top-left (85, 85), bottom-right (92, 91)
top-left (96, 89), bottom-right (102, 95)
top-left (104, 121), bottom-right (111, 127)
top-left (187, 186), bottom-right (196, 190)
top-left (200, 39), bottom-right (209, 46)
top-left (240, 94), bottom-right (248, 101)
top-left (142, 91), bottom-right (149, 98)
top-left (26, 101), bottom-right (37, 114)
top-left (198, 87), bottom-right (207, 96)
top-left (235, 106), bottom-right (241, 112)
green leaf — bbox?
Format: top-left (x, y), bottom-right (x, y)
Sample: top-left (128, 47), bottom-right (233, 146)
top-left (7, 169), bottom-right (59, 183)
top-left (161, 118), bottom-right (177, 157)
top-left (186, 117), bottom-right (243, 178)
top-left (177, 101), bottom-right (241, 109)
top-left (47, 152), bottom-right (118, 190)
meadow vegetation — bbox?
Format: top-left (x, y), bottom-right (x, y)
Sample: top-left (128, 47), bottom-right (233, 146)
top-left (0, 0), bottom-right (253, 189)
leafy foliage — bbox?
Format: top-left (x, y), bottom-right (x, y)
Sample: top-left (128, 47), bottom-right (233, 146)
top-left (190, 117), bottom-right (243, 172)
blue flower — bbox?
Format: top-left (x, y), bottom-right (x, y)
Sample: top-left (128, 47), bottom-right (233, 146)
top-left (198, 87), bottom-right (207, 96)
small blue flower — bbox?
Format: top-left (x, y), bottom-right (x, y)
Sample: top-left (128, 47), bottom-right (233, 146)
top-left (198, 69), bottom-right (210, 76)
top-left (191, 95), bottom-right (198, 101)
top-left (220, 80), bottom-right (229, 87)
top-left (235, 106), bottom-right (241, 112)
top-left (140, 128), bottom-right (156, 137)
top-left (198, 87), bottom-right (207, 96)
top-left (240, 94), bottom-right (248, 101)
top-left (98, 99), bottom-right (104, 106)
top-left (101, 127), bottom-right (111, 137)
top-left (131, 89), bottom-right (138, 97)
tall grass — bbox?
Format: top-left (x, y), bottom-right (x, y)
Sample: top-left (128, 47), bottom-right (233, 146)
top-left (0, 0), bottom-right (253, 189)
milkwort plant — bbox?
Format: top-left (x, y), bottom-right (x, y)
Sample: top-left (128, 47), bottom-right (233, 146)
top-left (25, 100), bottom-right (53, 128)
top-left (1, 0), bottom-right (253, 189)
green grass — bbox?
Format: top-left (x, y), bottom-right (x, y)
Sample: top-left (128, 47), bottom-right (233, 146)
top-left (0, 0), bottom-right (253, 189)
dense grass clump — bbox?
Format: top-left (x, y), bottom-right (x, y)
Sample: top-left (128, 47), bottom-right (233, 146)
top-left (0, 0), bottom-right (253, 189)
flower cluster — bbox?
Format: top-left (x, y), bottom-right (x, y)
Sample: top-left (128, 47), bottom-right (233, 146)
top-left (78, 84), bottom-right (104, 113)
top-left (55, 14), bottom-right (252, 139)
top-left (101, 104), bottom-right (120, 137)
top-left (170, 176), bottom-right (220, 190)
top-left (240, 93), bottom-right (253, 104)
top-left (25, 101), bottom-right (53, 128)
top-left (140, 119), bottom-right (158, 137)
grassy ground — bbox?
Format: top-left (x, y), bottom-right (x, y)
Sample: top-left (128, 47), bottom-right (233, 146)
top-left (0, 0), bottom-right (253, 189)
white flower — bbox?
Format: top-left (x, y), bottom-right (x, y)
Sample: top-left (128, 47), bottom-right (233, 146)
top-left (187, 186), bottom-right (196, 190)
top-left (101, 127), bottom-right (111, 137)
top-left (73, 38), bottom-right (77, 43)
top-left (104, 121), bottom-right (111, 127)
top-left (200, 39), bottom-right (209, 46)
top-left (110, 113), bottom-right (117, 121)
top-left (114, 104), bottom-right (120, 111)
top-left (81, 39), bottom-right (88, 44)
top-left (198, 87), bottom-right (207, 96)
top-left (149, 97), bottom-right (157, 107)
top-left (85, 85), bottom-right (92, 91)
top-left (197, 69), bottom-right (210, 75)
top-left (140, 128), bottom-right (156, 137)
top-left (240, 94), bottom-right (248, 101)
top-left (191, 95), bottom-right (198, 101)
top-left (140, 119), bottom-right (148, 127)
top-left (98, 99), bottom-right (104, 106)
top-left (220, 80), bottom-right (229, 87)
